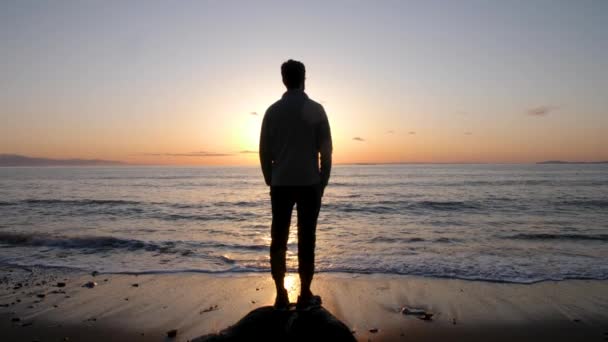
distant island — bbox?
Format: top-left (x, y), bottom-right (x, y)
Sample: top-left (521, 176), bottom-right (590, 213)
top-left (0, 154), bottom-right (125, 167)
top-left (538, 160), bottom-right (608, 164)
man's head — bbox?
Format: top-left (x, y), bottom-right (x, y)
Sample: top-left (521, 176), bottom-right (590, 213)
top-left (281, 59), bottom-right (306, 90)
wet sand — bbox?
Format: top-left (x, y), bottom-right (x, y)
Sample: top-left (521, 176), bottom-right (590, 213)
top-left (1, 265), bottom-right (607, 341)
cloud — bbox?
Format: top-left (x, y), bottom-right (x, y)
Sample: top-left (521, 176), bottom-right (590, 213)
top-left (250, 112), bottom-right (258, 116)
top-left (140, 151), bottom-right (233, 157)
top-left (527, 105), bottom-right (557, 117)
top-left (239, 150), bottom-right (258, 154)
top-left (408, 131), bottom-right (416, 135)
top-left (352, 137), bottom-right (365, 142)
top-left (386, 130), bottom-right (395, 134)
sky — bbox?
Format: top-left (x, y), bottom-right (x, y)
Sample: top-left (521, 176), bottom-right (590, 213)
top-left (1, 0), bottom-right (607, 165)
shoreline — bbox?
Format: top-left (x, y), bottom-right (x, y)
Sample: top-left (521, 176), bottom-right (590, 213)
top-left (4, 262), bottom-right (606, 285)
top-left (1, 265), bottom-right (607, 341)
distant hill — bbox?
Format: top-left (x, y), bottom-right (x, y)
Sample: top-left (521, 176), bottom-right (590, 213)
top-left (538, 160), bottom-right (608, 164)
top-left (0, 154), bottom-right (125, 167)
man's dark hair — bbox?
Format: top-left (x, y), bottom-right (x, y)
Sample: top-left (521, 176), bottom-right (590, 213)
top-left (281, 59), bottom-right (306, 89)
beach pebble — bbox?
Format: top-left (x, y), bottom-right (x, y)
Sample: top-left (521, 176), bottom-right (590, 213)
top-left (36, 294), bottom-right (46, 298)
top-left (369, 328), bottom-right (379, 333)
top-left (401, 306), bottom-right (433, 320)
top-left (167, 329), bottom-right (178, 338)
top-left (91, 271), bottom-right (99, 277)
top-left (418, 313), bottom-right (434, 321)
top-left (400, 306), bottom-right (426, 316)
top-left (56, 282), bottom-right (66, 287)
top-left (132, 283), bottom-right (139, 287)
top-left (200, 305), bottom-right (219, 313)
top-left (83, 281), bottom-right (97, 288)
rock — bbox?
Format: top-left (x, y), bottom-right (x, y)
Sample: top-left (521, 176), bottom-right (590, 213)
top-left (369, 328), bottom-right (379, 333)
top-left (83, 281), bottom-right (97, 288)
top-left (192, 306), bottom-right (356, 341)
top-left (56, 282), bottom-right (66, 288)
top-left (167, 329), bottom-right (178, 338)
top-left (91, 271), bottom-right (99, 277)
top-left (132, 283), bottom-right (139, 287)
top-left (36, 294), bottom-right (46, 298)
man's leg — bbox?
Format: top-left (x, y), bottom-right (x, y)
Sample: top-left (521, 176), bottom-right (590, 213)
top-left (270, 186), bottom-right (295, 306)
top-left (296, 185), bottom-right (321, 300)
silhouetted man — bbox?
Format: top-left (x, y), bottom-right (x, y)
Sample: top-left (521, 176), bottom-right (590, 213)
top-left (259, 59), bottom-right (333, 310)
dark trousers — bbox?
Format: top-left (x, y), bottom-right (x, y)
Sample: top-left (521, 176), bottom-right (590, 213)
top-left (270, 185), bottom-right (321, 284)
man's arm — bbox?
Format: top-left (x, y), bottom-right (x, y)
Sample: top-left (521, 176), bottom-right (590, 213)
top-left (259, 112), bottom-right (273, 186)
top-left (318, 108), bottom-right (333, 190)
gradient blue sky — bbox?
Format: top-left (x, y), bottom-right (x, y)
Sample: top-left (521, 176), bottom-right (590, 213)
top-left (1, 0), bottom-right (607, 164)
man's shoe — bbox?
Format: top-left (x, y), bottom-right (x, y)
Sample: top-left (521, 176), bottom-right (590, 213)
top-left (296, 294), bottom-right (322, 311)
top-left (273, 288), bottom-right (290, 310)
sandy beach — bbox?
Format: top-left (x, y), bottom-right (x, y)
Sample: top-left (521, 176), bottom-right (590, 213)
top-left (1, 265), bottom-right (607, 341)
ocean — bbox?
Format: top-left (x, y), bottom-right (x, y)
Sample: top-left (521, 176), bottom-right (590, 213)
top-left (0, 164), bottom-right (606, 283)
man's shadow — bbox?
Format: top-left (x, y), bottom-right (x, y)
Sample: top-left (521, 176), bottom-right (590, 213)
top-left (192, 305), bottom-right (356, 341)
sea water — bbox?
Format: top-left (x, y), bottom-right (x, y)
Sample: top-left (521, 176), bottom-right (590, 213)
top-left (0, 164), bottom-right (606, 283)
